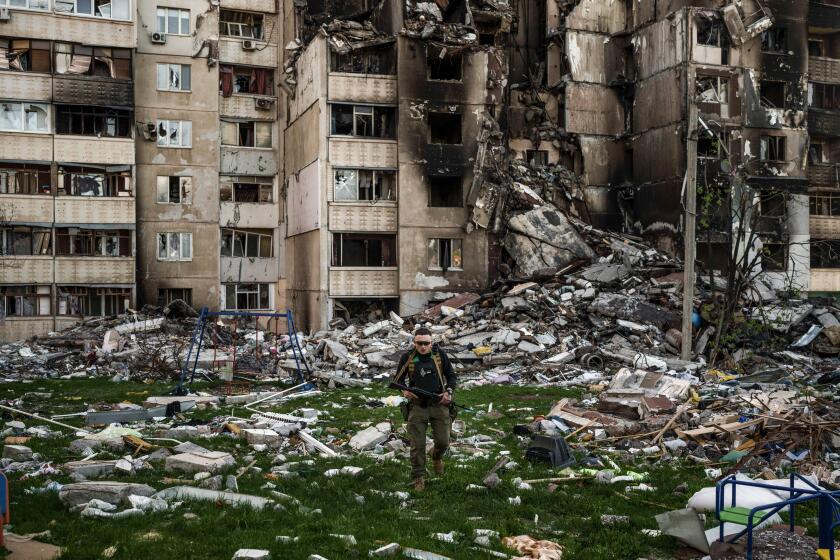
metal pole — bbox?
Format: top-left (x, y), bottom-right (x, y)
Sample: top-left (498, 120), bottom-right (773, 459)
top-left (682, 64), bottom-right (699, 361)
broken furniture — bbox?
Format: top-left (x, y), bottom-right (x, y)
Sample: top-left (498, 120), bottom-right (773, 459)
top-left (176, 308), bottom-right (309, 395)
top-left (715, 473), bottom-right (840, 560)
top-left (525, 435), bottom-right (574, 469)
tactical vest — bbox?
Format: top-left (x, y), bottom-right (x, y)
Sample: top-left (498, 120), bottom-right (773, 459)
top-left (394, 349), bottom-right (446, 389)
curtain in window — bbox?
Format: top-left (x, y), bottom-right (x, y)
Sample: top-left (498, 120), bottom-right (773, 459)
top-left (220, 66), bottom-right (234, 98)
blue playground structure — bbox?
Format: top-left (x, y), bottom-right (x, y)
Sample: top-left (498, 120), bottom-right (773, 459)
top-left (175, 308), bottom-right (309, 395)
top-left (715, 472), bottom-right (840, 560)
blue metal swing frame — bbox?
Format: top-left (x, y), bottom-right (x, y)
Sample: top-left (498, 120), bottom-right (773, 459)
top-left (174, 307), bottom-right (309, 395)
top-left (715, 472), bottom-right (840, 560)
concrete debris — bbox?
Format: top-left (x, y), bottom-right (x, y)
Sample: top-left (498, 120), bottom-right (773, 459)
top-left (58, 482), bottom-right (157, 508)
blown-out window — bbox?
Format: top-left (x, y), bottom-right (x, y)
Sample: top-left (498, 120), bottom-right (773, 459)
top-left (0, 101), bottom-right (49, 133)
top-left (224, 283), bottom-right (271, 310)
top-left (56, 105), bottom-right (131, 137)
top-left (0, 285), bottom-right (51, 317)
top-left (156, 176), bottom-right (192, 204)
top-left (220, 228), bottom-right (273, 258)
top-left (0, 164), bottom-right (51, 195)
top-left (157, 232), bottom-right (192, 261)
top-left (220, 177), bottom-right (273, 203)
top-left (332, 233), bottom-right (396, 267)
top-left (156, 63), bottom-right (191, 91)
top-left (221, 120), bottom-right (271, 148)
top-left (220, 10), bottom-right (263, 39)
top-left (428, 238), bottom-right (462, 270)
top-left (333, 169), bottom-right (396, 202)
top-left (0, 39), bottom-right (51, 72)
top-left (156, 119), bottom-right (191, 147)
top-left (0, 227), bottom-right (51, 256)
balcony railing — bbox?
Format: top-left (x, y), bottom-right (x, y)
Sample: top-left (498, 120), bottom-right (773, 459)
top-left (808, 163), bottom-right (840, 188)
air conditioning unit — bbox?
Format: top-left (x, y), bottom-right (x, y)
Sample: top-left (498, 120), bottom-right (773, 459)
top-left (150, 32), bottom-right (167, 44)
top-left (254, 98), bottom-right (274, 110)
top-left (242, 40), bottom-right (256, 51)
top-left (0, 8), bottom-right (11, 22)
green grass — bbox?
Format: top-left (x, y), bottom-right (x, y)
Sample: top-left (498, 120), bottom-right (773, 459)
top-left (3, 380), bottom-right (716, 559)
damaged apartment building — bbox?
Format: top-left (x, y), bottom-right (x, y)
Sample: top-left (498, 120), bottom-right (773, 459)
top-left (4, 0), bottom-right (840, 339)
top-left (134, 0), bottom-right (284, 314)
top-left (0, 2), bottom-right (136, 342)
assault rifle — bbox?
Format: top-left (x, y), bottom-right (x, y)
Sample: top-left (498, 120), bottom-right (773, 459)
top-left (387, 379), bottom-right (470, 411)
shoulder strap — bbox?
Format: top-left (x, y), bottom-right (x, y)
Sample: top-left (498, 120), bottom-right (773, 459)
top-left (394, 350), bottom-right (416, 383)
top-left (432, 352), bottom-right (445, 388)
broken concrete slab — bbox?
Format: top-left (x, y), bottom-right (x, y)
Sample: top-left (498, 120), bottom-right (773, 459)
top-left (58, 481), bottom-right (156, 508)
top-left (2, 444), bottom-right (33, 461)
top-left (232, 550), bottom-right (270, 560)
top-left (165, 451), bottom-right (236, 474)
top-left (154, 486), bottom-right (271, 510)
top-left (349, 422), bottom-right (391, 451)
top-left (503, 206), bottom-right (595, 277)
top-left (63, 460), bottom-right (118, 478)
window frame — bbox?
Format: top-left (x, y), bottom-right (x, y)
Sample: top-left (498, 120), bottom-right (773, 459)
top-left (0, 100), bottom-right (50, 133)
top-left (155, 175), bottom-right (192, 204)
top-left (428, 238), bottom-right (463, 271)
top-left (0, 285), bottom-right (51, 317)
top-left (220, 228), bottom-right (273, 258)
top-left (330, 104), bottom-right (396, 139)
top-left (223, 283), bottom-right (271, 311)
top-left (759, 135), bottom-right (786, 163)
top-left (333, 168), bottom-right (397, 202)
top-left (157, 232), bottom-right (193, 261)
top-left (0, 164), bottom-right (51, 195)
top-left (157, 287), bottom-right (192, 307)
top-left (156, 7), bottom-right (190, 35)
top-left (54, 228), bottom-right (131, 257)
top-left (54, 0), bottom-right (132, 20)
top-left (156, 63), bottom-right (191, 92)
top-left (0, 0), bottom-right (49, 10)
top-left (156, 119), bottom-right (192, 148)
top-left (219, 9), bottom-right (264, 40)
top-left (0, 226), bottom-right (52, 256)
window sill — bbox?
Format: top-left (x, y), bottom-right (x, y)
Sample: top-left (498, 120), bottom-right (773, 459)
top-left (0, 130), bottom-right (51, 135)
top-left (157, 145), bottom-right (193, 149)
top-left (221, 145), bottom-right (273, 150)
top-left (328, 135), bottom-right (397, 143)
top-left (54, 11), bottom-right (132, 23)
top-left (56, 255), bottom-right (133, 259)
top-left (58, 135), bottom-right (133, 141)
top-left (329, 71), bottom-right (397, 79)
top-left (157, 89), bottom-right (191, 94)
top-left (0, 70), bottom-right (51, 77)
top-left (60, 195), bottom-right (134, 200)
top-left (330, 266), bottom-right (399, 271)
top-left (220, 35), bottom-right (266, 42)
top-left (428, 267), bottom-right (463, 272)
top-left (331, 200), bottom-right (398, 206)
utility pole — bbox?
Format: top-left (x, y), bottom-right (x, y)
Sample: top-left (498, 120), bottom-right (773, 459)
top-left (681, 65), bottom-right (698, 361)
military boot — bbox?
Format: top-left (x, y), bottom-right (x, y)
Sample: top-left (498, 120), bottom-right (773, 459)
top-left (433, 458), bottom-right (444, 475)
top-left (413, 477), bottom-right (425, 491)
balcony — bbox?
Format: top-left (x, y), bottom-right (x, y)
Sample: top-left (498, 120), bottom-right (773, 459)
top-left (2, 9), bottom-right (134, 47)
top-left (55, 257), bottom-right (134, 284)
top-left (810, 215), bottom-right (840, 237)
top-left (808, 163), bottom-right (840, 188)
top-left (220, 148), bottom-right (278, 176)
top-left (220, 202), bottom-right (279, 229)
top-left (219, 94), bottom-right (277, 120)
top-left (329, 268), bottom-right (399, 297)
top-left (0, 256), bottom-right (52, 284)
top-left (220, 0), bottom-right (276, 11)
top-left (329, 204), bottom-right (398, 232)
top-left (54, 137), bottom-right (135, 165)
top-left (0, 72), bottom-right (51, 102)
top-left (329, 138), bottom-right (398, 168)
top-left (218, 38), bottom-right (277, 67)
top-left (810, 56), bottom-right (840, 84)
top-left (220, 256), bottom-right (278, 283)
top-left (53, 76), bottom-right (133, 107)
top-left (55, 197), bottom-right (135, 225)
top-left (0, 194), bottom-right (53, 223)
top-left (810, 2), bottom-right (840, 30)
top-left (809, 108), bottom-right (840, 136)
top-left (328, 74), bottom-right (398, 105)
top-left (0, 132), bottom-right (52, 161)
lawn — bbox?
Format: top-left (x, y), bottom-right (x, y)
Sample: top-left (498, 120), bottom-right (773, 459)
top-left (2, 379), bottom-right (715, 559)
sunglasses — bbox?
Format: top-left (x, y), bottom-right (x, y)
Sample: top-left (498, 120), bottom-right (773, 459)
top-left (414, 341), bottom-right (432, 346)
